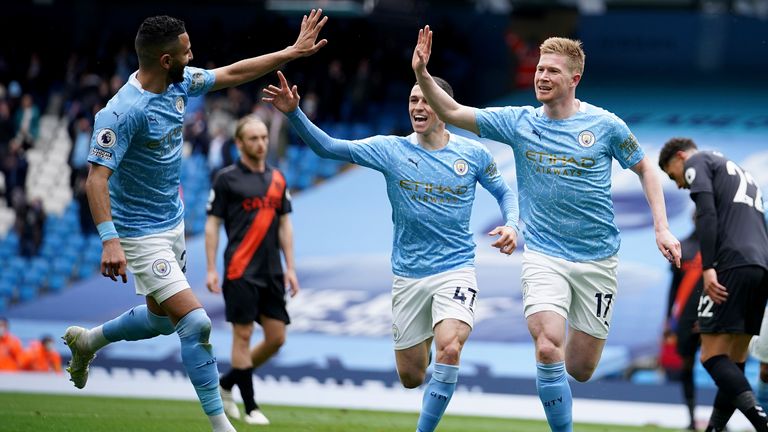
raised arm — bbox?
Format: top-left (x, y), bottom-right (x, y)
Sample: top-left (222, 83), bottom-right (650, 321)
top-left (630, 156), bottom-right (682, 267)
top-left (412, 25), bottom-right (479, 135)
top-left (210, 9), bottom-right (327, 91)
top-left (263, 71), bottom-right (354, 162)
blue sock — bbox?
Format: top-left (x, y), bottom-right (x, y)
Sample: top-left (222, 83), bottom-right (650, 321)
top-left (416, 363), bottom-right (459, 432)
top-left (102, 305), bottom-right (175, 342)
top-left (176, 308), bottom-right (223, 416)
top-left (536, 361), bottom-right (573, 432)
top-left (757, 379), bottom-right (768, 411)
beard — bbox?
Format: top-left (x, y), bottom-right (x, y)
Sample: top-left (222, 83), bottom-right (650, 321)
top-left (169, 62), bottom-right (185, 83)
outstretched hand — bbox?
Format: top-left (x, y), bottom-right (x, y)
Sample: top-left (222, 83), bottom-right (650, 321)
top-left (291, 9), bottom-right (329, 57)
top-left (412, 25), bottom-right (433, 76)
top-left (262, 71), bottom-right (300, 113)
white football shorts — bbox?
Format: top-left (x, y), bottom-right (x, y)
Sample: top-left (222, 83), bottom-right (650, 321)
top-left (521, 247), bottom-right (618, 340)
top-left (120, 221), bottom-right (189, 304)
top-left (391, 267), bottom-right (477, 350)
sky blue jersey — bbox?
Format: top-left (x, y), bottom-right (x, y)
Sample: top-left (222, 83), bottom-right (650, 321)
top-left (287, 108), bottom-right (519, 278)
top-left (476, 101), bottom-right (644, 262)
top-left (87, 67), bottom-right (215, 237)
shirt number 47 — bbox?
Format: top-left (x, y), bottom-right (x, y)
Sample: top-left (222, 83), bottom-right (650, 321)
top-left (452, 287), bottom-right (477, 312)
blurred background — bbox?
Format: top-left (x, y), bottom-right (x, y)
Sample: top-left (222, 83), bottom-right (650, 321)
top-left (0, 0), bottom-right (766, 429)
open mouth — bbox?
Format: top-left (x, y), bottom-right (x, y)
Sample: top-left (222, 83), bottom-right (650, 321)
top-left (413, 114), bottom-right (428, 124)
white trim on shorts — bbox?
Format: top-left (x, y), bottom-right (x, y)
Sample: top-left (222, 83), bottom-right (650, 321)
top-left (521, 247), bottom-right (618, 340)
top-left (119, 221), bottom-right (190, 304)
top-left (391, 267), bottom-right (477, 350)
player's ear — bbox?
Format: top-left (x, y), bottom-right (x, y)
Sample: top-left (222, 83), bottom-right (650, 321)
top-left (570, 72), bottom-right (581, 87)
top-left (160, 53), bottom-right (172, 71)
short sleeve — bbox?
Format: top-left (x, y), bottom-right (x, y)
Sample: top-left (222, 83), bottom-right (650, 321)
top-left (88, 107), bottom-right (142, 170)
top-left (183, 66), bottom-right (216, 97)
top-left (475, 106), bottom-right (524, 145)
top-left (684, 154), bottom-right (713, 194)
top-left (206, 171), bottom-right (229, 218)
top-left (608, 116), bottom-right (644, 169)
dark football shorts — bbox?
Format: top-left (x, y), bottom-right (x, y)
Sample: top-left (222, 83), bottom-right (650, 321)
top-left (222, 275), bottom-right (290, 325)
top-left (698, 266), bottom-right (768, 335)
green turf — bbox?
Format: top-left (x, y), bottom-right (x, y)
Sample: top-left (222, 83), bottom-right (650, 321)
top-left (0, 391), bottom-right (679, 431)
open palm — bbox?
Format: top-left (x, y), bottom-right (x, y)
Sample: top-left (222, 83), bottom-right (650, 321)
top-left (262, 71), bottom-right (300, 113)
top-left (412, 25), bottom-right (433, 75)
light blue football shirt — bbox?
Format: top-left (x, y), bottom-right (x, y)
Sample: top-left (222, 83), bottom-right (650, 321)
top-left (287, 108), bottom-right (519, 278)
top-left (476, 101), bottom-right (644, 262)
top-left (87, 67), bottom-right (215, 237)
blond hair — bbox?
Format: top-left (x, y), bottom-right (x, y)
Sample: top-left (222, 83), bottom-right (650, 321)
top-left (234, 115), bottom-right (266, 140)
top-left (540, 37), bottom-right (585, 75)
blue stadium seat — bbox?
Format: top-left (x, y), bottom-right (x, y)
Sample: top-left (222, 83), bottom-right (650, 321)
top-left (52, 256), bottom-right (76, 278)
top-left (18, 284), bottom-right (39, 302)
top-left (1, 231), bottom-right (19, 250)
top-left (46, 274), bottom-right (67, 293)
top-left (286, 145), bottom-right (303, 165)
top-left (8, 256), bottom-right (28, 276)
top-left (75, 260), bottom-right (96, 279)
top-left (0, 267), bottom-right (20, 286)
top-left (0, 278), bottom-right (15, 299)
top-left (294, 170), bottom-right (314, 190)
top-left (0, 242), bottom-right (13, 262)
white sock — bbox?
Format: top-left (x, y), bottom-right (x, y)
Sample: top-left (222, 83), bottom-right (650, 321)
top-left (209, 413), bottom-right (235, 432)
top-left (86, 326), bottom-right (110, 352)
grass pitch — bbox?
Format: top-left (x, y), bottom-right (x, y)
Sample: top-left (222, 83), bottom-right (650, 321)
top-left (0, 391), bottom-right (679, 431)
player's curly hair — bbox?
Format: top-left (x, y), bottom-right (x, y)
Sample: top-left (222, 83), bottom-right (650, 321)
top-left (658, 137), bottom-right (698, 170)
top-left (135, 15), bottom-right (186, 66)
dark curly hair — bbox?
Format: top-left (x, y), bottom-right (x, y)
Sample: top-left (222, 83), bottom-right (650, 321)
top-left (135, 15), bottom-right (186, 66)
top-left (658, 137), bottom-right (698, 170)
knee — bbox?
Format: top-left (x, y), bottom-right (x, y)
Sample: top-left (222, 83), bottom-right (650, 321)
top-left (233, 325), bottom-right (254, 342)
top-left (436, 342), bottom-right (461, 365)
top-left (399, 370), bottom-right (426, 389)
top-left (176, 309), bottom-right (212, 340)
top-left (265, 333), bottom-right (286, 353)
top-left (535, 339), bottom-right (562, 364)
top-left (566, 363), bottom-right (595, 383)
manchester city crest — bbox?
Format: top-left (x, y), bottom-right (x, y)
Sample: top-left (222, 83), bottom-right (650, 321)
top-left (578, 130), bottom-right (596, 148)
top-left (152, 259), bottom-right (172, 277)
top-left (174, 96), bottom-right (185, 114)
top-left (453, 159), bottom-right (469, 176)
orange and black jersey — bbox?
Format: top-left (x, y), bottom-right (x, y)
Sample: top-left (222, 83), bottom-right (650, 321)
top-left (667, 233), bottom-right (703, 324)
top-left (208, 162), bottom-right (291, 281)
